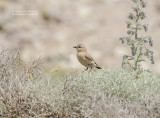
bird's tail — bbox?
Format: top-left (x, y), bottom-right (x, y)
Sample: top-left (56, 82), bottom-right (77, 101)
top-left (94, 62), bottom-right (102, 69)
top-left (96, 66), bottom-right (102, 69)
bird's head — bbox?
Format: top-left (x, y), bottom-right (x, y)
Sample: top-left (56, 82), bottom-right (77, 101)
top-left (73, 44), bottom-right (87, 52)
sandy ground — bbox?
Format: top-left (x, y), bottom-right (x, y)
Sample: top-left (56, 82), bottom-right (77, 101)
top-left (0, 0), bottom-right (160, 73)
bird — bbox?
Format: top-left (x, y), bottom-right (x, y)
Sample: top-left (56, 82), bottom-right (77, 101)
top-left (73, 44), bottom-right (102, 71)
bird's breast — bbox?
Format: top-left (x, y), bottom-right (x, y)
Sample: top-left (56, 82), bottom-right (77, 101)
top-left (77, 53), bottom-right (93, 67)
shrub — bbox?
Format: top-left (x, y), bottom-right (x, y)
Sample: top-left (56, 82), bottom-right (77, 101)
top-left (52, 69), bottom-right (160, 117)
top-left (0, 49), bottom-right (55, 117)
top-left (80, 90), bottom-right (160, 118)
top-left (119, 0), bottom-right (154, 71)
top-left (0, 49), bottom-right (160, 118)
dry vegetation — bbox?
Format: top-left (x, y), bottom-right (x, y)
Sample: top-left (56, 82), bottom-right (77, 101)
top-left (0, 49), bottom-right (55, 117)
top-left (0, 50), bottom-right (160, 118)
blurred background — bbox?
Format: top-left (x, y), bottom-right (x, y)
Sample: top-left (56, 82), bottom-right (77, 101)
top-left (0, 0), bottom-right (160, 73)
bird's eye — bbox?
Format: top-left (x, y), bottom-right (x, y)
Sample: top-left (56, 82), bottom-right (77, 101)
top-left (79, 46), bottom-right (81, 48)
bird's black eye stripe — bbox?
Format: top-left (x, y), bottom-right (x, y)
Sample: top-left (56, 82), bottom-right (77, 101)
top-left (79, 46), bottom-right (81, 48)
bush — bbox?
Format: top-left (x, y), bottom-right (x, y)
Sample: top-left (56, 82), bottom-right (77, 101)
top-left (0, 49), bottom-right (55, 117)
top-left (0, 49), bottom-right (160, 118)
top-left (52, 69), bottom-right (160, 117)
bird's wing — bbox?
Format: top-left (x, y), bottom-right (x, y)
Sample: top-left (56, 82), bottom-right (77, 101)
top-left (85, 53), bottom-right (100, 67)
top-left (84, 53), bottom-right (94, 61)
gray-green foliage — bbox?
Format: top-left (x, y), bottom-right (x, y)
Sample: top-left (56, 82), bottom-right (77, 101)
top-left (1, 50), bottom-right (160, 118)
top-left (119, 0), bottom-right (154, 71)
top-left (51, 69), bottom-right (160, 117)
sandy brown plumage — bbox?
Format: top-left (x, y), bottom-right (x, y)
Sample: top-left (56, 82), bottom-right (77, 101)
top-left (73, 44), bottom-right (102, 71)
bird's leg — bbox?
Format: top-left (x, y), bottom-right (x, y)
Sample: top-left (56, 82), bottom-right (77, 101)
top-left (85, 67), bottom-right (88, 71)
top-left (89, 67), bottom-right (92, 73)
top-left (82, 67), bottom-right (88, 73)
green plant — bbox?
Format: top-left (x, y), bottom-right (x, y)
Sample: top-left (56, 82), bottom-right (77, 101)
top-left (0, 108), bottom-right (2, 116)
top-left (119, 0), bottom-right (154, 71)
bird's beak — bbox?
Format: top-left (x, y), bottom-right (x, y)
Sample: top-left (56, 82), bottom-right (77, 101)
top-left (73, 46), bottom-right (77, 48)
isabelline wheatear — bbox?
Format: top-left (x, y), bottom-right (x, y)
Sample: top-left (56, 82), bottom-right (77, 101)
top-left (73, 44), bottom-right (102, 71)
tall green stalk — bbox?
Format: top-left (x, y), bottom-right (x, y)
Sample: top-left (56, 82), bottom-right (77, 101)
top-left (119, 0), bottom-right (154, 71)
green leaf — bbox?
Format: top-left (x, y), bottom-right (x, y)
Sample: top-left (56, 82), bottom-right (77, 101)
top-left (137, 59), bottom-right (146, 63)
top-left (128, 57), bottom-right (135, 60)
